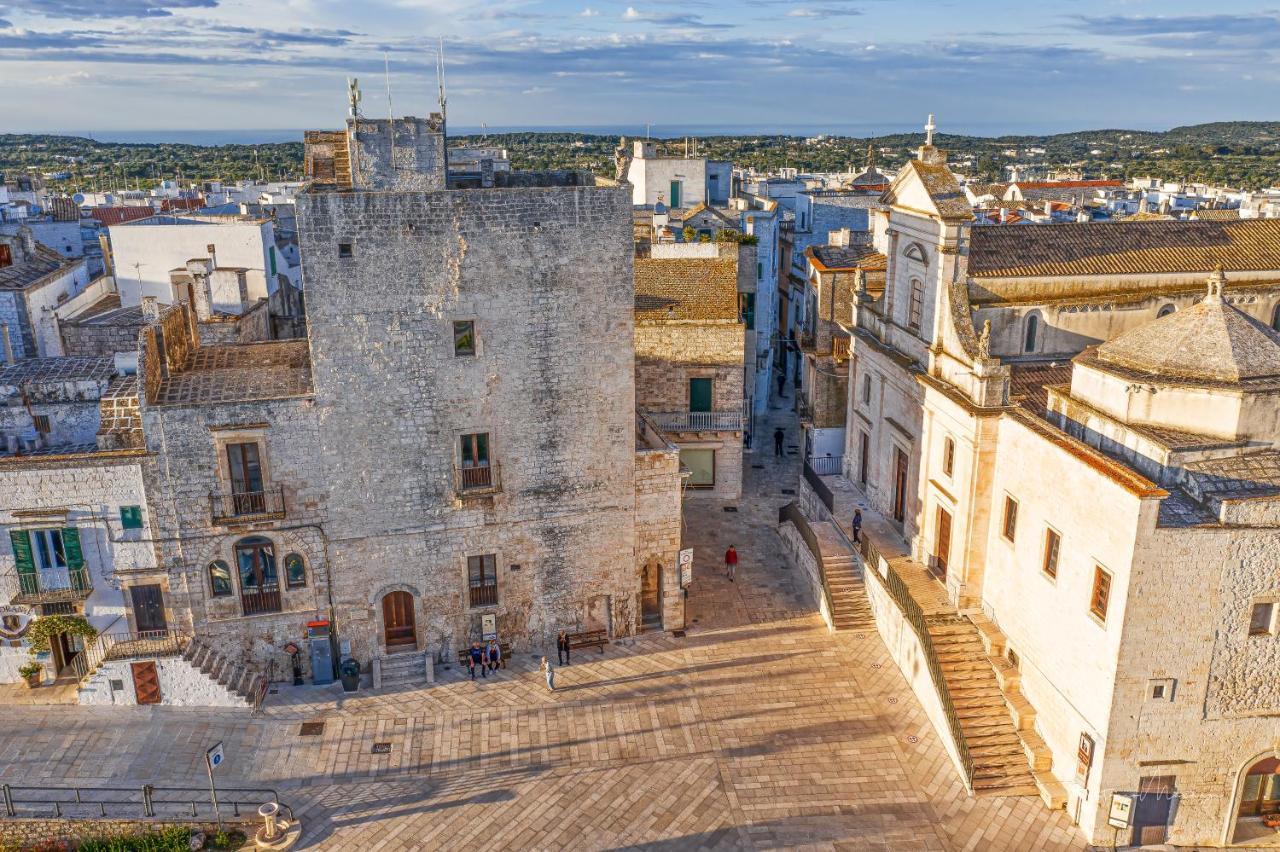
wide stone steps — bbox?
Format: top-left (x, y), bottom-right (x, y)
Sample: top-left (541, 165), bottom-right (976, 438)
top-left (375, 651), bottom-right (431, 689)
top-left (820, 555), bottom-right (874, 631)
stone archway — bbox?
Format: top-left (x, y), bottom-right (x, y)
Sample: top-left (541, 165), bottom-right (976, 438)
top-left (1227, 752), bottom-right (1280, 845)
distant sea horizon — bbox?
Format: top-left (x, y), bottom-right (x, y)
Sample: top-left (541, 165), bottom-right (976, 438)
top-left (26, 120), bottom-right (1165, 146)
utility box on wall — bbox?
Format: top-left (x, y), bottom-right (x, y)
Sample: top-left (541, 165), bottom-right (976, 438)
top-left (307, 620), bottom-right (334, 685)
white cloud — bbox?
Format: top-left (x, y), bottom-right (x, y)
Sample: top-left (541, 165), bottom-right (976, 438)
top-left (580, 7), bottom-right (599, 16)
top-left (623, 6), bottom-right (640, 19)
top-left (521, 85), bottom-right (552, 94)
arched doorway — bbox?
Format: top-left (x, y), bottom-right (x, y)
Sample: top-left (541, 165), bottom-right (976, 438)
top-left (1230, 754), bottom-right (1280, 844)
top-left (381, 591), bottom-right (417, 653)
top-left (640, 559), bottom-right (662, 631)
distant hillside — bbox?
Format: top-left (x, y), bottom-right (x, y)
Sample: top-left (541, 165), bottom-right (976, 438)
top-left (3, 121), bottom-right (1279, 190)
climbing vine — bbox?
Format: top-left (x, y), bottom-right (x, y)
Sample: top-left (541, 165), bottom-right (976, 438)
top-left (25, 615), bottom-right (97, 654)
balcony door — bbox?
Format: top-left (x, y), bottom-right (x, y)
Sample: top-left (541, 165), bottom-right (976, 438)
top-left (226, 442), bottom-right (264, 515)
top-left (236, 536), bottom-right (281, 615)
top-left (459, 433), bottom-right (492, 489)
top-left (688, 378), bottom-right (713, 413)
top-left (382, 591), bottom-right (417, 651)
top-left (892, 448), bottom-right (909, 524)
top-left (934, 507), bottom-right (952, 579)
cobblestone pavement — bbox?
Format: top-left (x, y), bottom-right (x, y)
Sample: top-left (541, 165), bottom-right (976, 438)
top-left (0, 395), bottom-right (1084, 850)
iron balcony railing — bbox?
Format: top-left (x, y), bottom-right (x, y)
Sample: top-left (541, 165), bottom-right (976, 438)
top-left (209, 486), bottom-right (286, 525)
top-left (806, 454), bottom-right (844, 476)
top-left (455, 462), bottom-right (501, 495)
top-left (645, 410), bottom-right (746, 432)
top-left (469, 583), bottom-right (498, 608)
top-left (1, 782), bottom-right (291, 823)
top-left (241, 582), bottom-right (282, 616)
top-left (833, 335), bottom-right (851, 362)
top-left (69, 629), bottom-right (190, 683)
top-left (13, 567), bottom-right (92, 605)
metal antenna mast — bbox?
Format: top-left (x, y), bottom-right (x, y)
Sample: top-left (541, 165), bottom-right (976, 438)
top-left (385, 53), bottom-right (396, 173)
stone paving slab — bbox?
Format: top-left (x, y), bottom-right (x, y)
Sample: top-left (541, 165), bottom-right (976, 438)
top-left (0, 393), bottom-right (1084, 850)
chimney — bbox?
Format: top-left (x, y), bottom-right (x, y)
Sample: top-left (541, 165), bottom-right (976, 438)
top-left (206, 243), bottom-right (217, 270)
top-left (18, 227), bottom-right (36, 259)
top-left (829, 228), bottom-right (852, 248)
top-left (0, 324), bottom-right (12, 364)
top-left (141, 296), bottom-right (160, 322)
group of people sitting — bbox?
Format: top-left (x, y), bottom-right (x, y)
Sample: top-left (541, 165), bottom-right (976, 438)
top-left (465, 640), bottom-right (505, 679)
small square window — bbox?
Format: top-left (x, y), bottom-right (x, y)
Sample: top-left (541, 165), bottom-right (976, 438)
top-left (453, 320), bottom-right (476, 356)
top-left (119, 505), bottom-right (144, 530)
top-left (1001, 496), bottom-right (1018, 542)
top-left (1148, 678), bottom-right (1175, 702)
top-left (1249, 602), bottom-right (1274, 636)
top-left (337, 241), bottom-right (354, 259)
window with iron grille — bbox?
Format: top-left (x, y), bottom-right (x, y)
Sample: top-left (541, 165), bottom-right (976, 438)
top-left (453, 321), bottom-right (476, 356)
top-left (468, 554), bottom-right (497, 607)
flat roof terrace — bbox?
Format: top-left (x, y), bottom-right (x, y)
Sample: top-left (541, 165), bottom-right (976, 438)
top-left (150, 340), bottom-right (312, 406)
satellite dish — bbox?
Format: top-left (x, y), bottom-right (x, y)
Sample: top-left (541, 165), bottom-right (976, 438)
top-left (72, 193), bottom-right (85, 205)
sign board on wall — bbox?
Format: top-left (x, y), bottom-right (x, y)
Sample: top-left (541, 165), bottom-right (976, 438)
top-left (679, 549), bottom-right (694, 587)
top-left (481, 613), bottom-right (497, 641)
top-left (1108, 793), bottom-right (1134, 829)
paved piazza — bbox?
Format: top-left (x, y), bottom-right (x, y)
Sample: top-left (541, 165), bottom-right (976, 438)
top-left (0, 407), bottom-right (1082, 851)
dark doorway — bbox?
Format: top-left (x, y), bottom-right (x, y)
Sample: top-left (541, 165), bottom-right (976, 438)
top-left (640, 561), bottom-right (662, 631)
top-left (859, 432), bottom-right (870, 485)
top-left (382, 591), bottom-right (417, 652)
top-left (132, 661), bottom-right (161, 705)
top-left (130, 584), bottom-right (167, 633)
top-left (892, 448), bottom-right (909, 523)
top-left (934, 507), bottom-right (952, 579)
top-left (1132, 776), bottom-right (1177, 846)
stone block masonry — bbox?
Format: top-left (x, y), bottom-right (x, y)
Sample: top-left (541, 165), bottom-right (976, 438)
top-left (298, 181), bottom-right (641, 661)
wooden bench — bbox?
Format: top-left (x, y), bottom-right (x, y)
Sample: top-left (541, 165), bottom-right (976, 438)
top-left (567, 629), bottom-right (608, 654)
top-left (457, 642), bottom-right (511, 669)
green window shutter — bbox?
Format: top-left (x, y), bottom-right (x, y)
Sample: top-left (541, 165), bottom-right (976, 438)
top-left (120, 506), bottom-right (143, 530)
top-left (269, 246), bottom-right (277, 276)
top-left (689, 378), bottom-right (713, 413)
top-left (61, 528), bottom-right (84, 570)
top-left (9, 530), bottom-right (35, 577)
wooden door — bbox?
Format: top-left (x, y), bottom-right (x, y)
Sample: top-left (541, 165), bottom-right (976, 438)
top-left (892, 448), bottom-right (909, 523)
top-left (132, 661), bottom-right (161, 705)
top-left (130, 584), bottom-right (167, 633)
top-left (382, 591), bottom-right (416, 651)
top-left (935, 507), bottom-right (952, 578)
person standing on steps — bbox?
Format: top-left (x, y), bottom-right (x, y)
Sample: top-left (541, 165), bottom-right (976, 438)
top-left (774, 427), bottom-right (785, 457)
top-left (556, 630), bottom-right (571, 666)
top-left (724, 545), bottom-right (738, 582)
top-left (852, 509), bottom-right (863, 543)
top-left (541, 656), bottom-right (556, 691)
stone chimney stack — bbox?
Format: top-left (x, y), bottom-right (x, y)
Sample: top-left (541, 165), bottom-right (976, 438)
top-left (141, 296), bottom-right (160, 322)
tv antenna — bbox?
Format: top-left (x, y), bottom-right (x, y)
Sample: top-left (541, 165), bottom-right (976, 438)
top-left (385, 53), bottom-right (396, 172)
top-left (436, 38), bottom-right (448, 125)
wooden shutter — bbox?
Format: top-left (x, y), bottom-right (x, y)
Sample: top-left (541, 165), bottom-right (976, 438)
top-left (9, 530), bottom-right (35, 578)
top-left (61, 528), bottom-right (84, 569)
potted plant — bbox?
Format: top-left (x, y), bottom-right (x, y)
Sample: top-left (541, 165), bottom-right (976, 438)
top-left (18, 661), bottom-right (43, 688)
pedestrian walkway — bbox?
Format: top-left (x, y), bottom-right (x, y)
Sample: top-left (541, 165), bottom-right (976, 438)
top-left (0, 385), bottom-right (1083, 850)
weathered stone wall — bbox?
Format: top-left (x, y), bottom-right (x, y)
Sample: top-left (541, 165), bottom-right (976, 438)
top-left (0, 818), bottom-right (245, 850)
top-left (296, 182), bottom-right (638, 661)
top-left (0, 289), bottom-right (36, 359)
top-left (634, 323), bottom-right (745, 412)
top-left (349, 116), bottom-right (446, 192)
top-left (61, 318), bottom-right (143, 358)
top-left (634, 432), bottom-right (683, 631)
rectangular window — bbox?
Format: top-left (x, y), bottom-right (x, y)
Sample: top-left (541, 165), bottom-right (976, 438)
top-left (337, 241), bottom-right (353, 259)
top-left (942, 437), bottom-right (955, 478)
top-left (1001, 496), bottom-right (1018, 542)
top-left (468, 554), bottom-right (498, 607)
top-left (268, 246), bottom-right (277, 276)
top-left (908, 280), bottom-right (924, 330)
top-left (453, 320), bottom-right (476, 356)
top-left (1090, 566), bottom-right (1112, 622)
top-left (739, 293), bottom-right (755, 330)
top-left (120, 505), bottom-right (144, 530)
top-left (679, 448), bottom-right (715, 488)
top-left (32, 415), bottom-right (51, 434)
top-left (459, 432), bottom-right (492, 490)
top-left (1042, 529), bottom-right (1060, 579)
top-left (225, 441), bottom-right (265, 514)
top-left (1249, 602), bottom-right (1275, 636)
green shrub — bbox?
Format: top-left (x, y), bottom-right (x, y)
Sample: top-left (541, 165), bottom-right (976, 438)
top-left (26, 615), bottom-right (97, 655)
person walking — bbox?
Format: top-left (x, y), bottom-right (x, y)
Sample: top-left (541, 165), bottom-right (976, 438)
top-left (776, 370), bottom-right (787, 398)
top-left (541, 656), bottom-right (556, 691)
top-left (724, 545), bottom-right (738, 582)
top-left (486, 639), bottom-right (503, 672)
top-left (773, 427), bottom-right (785, 457)
top-left (556, 630), bottom-right (570, 666)
top-left (852, 509), bottom-right (863, 543)
top-left (468, 641), bottom-right (486, 679)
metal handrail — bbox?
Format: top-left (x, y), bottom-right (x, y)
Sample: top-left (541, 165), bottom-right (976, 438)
top-left (778, 501), bottom-right (835, 619)
top-left (17, 567), bottom-right (92, 599)
top-left (1, 782), bottom-right (291, 823)
top-left (209, 486), bottom-right (286, 524)
top-left (858, 535), bottom-right (975, 787)
top-left (644, 410), bottom-right (746, 432)
top-left (70, 629), bottom-right (191, 683)
top-left (802, 459), bottom-right (836, 512)
top-left (806, 455), bottom-right (843, 476)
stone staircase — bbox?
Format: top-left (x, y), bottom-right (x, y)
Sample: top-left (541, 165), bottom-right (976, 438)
top-left (822, 551), bottom-right (875, 631)
top-left (182, 639), bottom-right (267, 707)
top-left (375, 651), bottom-right (431, 690)
top-left (928, 614), bottom-right (1064, 806)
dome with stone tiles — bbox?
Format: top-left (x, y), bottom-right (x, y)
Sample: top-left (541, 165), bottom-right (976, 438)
top-left (1092, 269), bottom-right (1280, 385)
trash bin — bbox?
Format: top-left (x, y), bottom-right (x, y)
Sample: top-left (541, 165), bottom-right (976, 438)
top-left (339, 658), bottom-right (360, 692)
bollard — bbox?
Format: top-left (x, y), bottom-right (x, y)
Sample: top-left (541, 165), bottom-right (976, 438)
top-left (259, 801), bottom-right (281, 841)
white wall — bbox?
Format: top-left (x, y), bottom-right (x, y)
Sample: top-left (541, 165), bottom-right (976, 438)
top-left (109, 219), bottom-right (274, 308)
top-left (79, 655), bottom-right (249, 707)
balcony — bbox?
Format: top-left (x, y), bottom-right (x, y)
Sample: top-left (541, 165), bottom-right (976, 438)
top-left (455, 462), bottom-right (501, 497)
top-left (469, 583), bottom-right (498, 608)
top-left (13, 568), bottom-right (93, 605)
top-left (209, 487), bottom-right (286, 526)
top-left (241, 582), bottom-right (282, 616)
top-left (833, 335), bottom-right (850, 363)
top-left (646, 410), bottom-right (746, 433)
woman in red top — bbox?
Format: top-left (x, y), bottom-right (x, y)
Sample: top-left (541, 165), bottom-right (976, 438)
top-left (724, 545), bottom-right (738, 582)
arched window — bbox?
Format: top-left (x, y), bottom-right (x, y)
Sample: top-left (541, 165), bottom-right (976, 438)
top-left (208, 560), bottom-right (232, 597)
top-left (235, 536), bottom-right (280, 614)
top-left (1024, 315), bottom-right (1039, 353)
top-left (284, 553), bottom-right (307, 589)
top-left (1272, 304), bottom-right (1280, 332)
top-left (1157, 304), bottom-right (1176, 318)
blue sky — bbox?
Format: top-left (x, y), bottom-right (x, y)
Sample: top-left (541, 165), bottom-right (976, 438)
top-left (2, 0), bottom-right (1278, 134)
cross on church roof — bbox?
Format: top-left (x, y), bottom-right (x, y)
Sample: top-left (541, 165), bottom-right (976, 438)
top-left (925, 114), bottom-right (936, 146)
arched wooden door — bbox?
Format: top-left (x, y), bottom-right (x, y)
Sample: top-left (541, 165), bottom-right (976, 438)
top-left (382, 591), bottom-right (417, 652)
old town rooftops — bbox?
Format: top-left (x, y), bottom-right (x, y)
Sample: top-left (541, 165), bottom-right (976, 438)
top-left (808, 245), bottom-right (888, 273)
top-left (634, 258), bottom-right (739, 323)
top-left (150, 340), bottom-right (313, 406)
top-left (0, 356), bottom-right (115, 389)
top-left (968, 218), bottom-right (1280, 279)
top-left (0, 242), bottom-right (79, 291)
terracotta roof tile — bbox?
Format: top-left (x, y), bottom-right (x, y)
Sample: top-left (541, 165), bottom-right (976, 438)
top-left (635, 258), bottom-right (739, 322)
top-left (969, 218), bottom-right (1280, 278)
